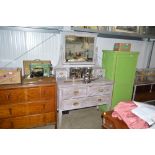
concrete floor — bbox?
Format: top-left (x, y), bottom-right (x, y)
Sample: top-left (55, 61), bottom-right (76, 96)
top-left (34, 107), bottom-right (102, 129)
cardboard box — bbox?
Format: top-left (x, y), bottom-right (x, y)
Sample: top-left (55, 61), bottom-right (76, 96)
top-left (23, 60), bottom-right (51, 77)
top-left (0, 68), bottom-right (22, 85)
top-left (113, 43), bottom-right (131, 52)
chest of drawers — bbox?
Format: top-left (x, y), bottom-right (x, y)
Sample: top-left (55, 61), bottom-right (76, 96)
top-left (0, 77), bottom-right (57, 128)
top-left (57, 79), bottom-right (113, 128)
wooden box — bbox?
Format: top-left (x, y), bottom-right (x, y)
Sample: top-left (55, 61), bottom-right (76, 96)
top-left (113, 43), bottom-right (131, 52)
top-left (0, 68), bottom-right (22, 85)
top-left (102, 111), bottom-right (129, 129)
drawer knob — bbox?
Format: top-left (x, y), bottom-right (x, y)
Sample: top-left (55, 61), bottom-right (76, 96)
top-left (74, 90), bottom-right (79, 95)
top-left (98, 89), bottom-right (104, 92)
top-left (98, 98), bottom-right (102, 102)
top-left (73, 102), bottom-right (79, 106)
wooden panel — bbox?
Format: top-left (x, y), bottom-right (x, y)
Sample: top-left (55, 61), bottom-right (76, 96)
top-left (0, 105), bottom-right (11, 119)
top-left (134, 84), bottom-right (155, 102)
top-left (41, 86), bottom-right (55, 100)
top-left (44, 112), bottom-right (56, 124)
top-left (11, 104), bottom-right (28, 117)
top-left (28, 102), bottom-right (44, 115)
top-left (44, 100), bottom-right (55, 112)
top-left (28, 114), bottom-right (44, 128)
top-left (27, 87), bottom-right (41, 102)
top-left (0, 90), bottom-right (10, 105)
top-left (12, 116), bottom-right (29, 128)
top-left (0, 89), bottom-right (25, 105)
top-left (0, 118), bottom-right (12, 128)
top-left (102, 111), bottom-right (128, 129)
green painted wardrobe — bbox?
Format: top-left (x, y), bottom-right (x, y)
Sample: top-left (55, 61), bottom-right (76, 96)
top-left (102, 50), bottom-right (139, 108)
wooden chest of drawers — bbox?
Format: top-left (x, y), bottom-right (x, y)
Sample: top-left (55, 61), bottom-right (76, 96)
top-left (0, 77), bottom-right (57, 128)
top-left (57, 79), bottom-right (113, 128)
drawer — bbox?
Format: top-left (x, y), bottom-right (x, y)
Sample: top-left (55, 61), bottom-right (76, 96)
top-left (28, 114), bottom-right (45, 128)
top-left (44, 100), bottom-right (55, 113)
top-left (44, 112), bottom-right (56, 124)
top-left (86, 95), bottom-right (111, 107)
top-left (0, 105), bottom-right (11, 119)
top-left (87, 85), bottom-right (113, 96)
top-left (11, 104), bottom-right (28, 117)
top-left (0, 118), bottom-right (12, 128)
top-left (27, 87), bottom-right (41, 102)
top-left (12, 116), bottom-right (29, 128)
top-left (41, 86), bottom-right (55, 100)
top-left (28, 102), bottom-right (44, 115)
top-left (0, 89), bottom-right (25, 105)
top-left (61, 86), bottom-right (86, 100)
top-left (62, 98), bottom-right (85, 110)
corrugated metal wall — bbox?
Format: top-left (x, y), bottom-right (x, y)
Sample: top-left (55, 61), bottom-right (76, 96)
top-left (0, 30), bottom-right (61, 73)
top-left (0, 28), bottom-right (154, 75)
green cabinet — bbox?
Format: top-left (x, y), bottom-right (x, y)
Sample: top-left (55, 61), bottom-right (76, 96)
top-left (102, 50), bottom-right (139, 108)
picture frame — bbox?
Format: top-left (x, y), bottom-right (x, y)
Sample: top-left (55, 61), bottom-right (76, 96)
top-left (113, 26), bottom-right (139, 34)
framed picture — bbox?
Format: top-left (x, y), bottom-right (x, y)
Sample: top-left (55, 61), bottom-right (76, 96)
top-left (114, 26), bottom-right (139, 33)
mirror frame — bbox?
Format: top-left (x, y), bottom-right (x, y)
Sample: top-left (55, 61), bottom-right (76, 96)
top-left (61, 32), bottom-right (97, 66)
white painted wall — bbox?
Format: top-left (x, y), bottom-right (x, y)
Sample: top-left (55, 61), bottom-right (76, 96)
top-left (0, 29), bottom-right (154, 75)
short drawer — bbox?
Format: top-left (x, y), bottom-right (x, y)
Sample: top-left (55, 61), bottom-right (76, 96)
top-left (61, 86), bottom-right (87, 100)
top-left (62, 98), bottom-right (85, 110)
top-left (11, 104), bottom-right (28, 117)
top-left (0, 89), bottom-right (25, 105)
top-left (12, 116), bottom-right (29, 128)
top-left (87, 85), bottom-right (113, 96)
top-left (0, 105), bottom-right (12, 119)
top-left (86, 95), bottom-right (111, 107)
top-left (27, 87), bottom-right (41, 102)
top-left (0, 118), bottom-right (12, 128)
top-left (41, 86), bottom-right (55, 100)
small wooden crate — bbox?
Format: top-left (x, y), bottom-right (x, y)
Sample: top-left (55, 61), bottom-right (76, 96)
top-left (0, 68), bottom-right (22, 85)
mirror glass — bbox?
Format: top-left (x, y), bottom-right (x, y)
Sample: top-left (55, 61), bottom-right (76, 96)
top-left (64, 35), bottom-right (95, 63)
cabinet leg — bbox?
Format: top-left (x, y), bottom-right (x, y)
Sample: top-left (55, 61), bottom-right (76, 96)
top-left (58, 110), bottom-right (62, 129)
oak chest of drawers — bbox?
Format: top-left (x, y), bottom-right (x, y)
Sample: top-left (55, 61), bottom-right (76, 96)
top-left (57, 79), bottom-right (113, 128)
top-left (0, 77), bottom-right (57, 129)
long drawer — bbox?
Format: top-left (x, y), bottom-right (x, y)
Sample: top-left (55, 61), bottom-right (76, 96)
top-left (0, 100), bottom-right (55, 119)
top-left (0, 112), bottom-right (56, 129)
top-left (62, 95), bottom-right (111, 110)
